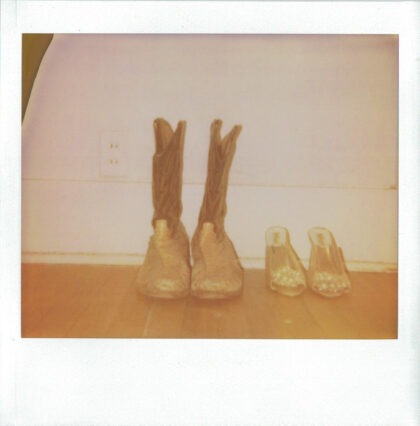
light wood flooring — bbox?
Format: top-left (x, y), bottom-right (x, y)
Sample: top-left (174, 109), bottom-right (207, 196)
top-left (21, 264), bottom-right (398, 339)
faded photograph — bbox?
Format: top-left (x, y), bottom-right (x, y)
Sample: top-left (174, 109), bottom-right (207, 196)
top-left (21, 34), bottom-right (398, 338)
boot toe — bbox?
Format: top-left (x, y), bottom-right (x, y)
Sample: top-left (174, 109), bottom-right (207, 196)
top-left (191, 263), bottom-right (243, 298)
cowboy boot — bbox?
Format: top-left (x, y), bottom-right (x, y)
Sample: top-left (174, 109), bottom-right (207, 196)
top-left (135, 118), bottom-right (191, 298)
top-left (191, 119), bottom-right (244, 299)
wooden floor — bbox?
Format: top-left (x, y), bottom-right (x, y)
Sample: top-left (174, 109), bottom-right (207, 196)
top-left (21, 264), bottom-right (398, 339)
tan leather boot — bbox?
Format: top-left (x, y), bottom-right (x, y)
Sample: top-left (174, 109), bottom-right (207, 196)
top-left (191, 119), bottom-right (244, 299)
top-left (135, 118), bottom-right (191, 298)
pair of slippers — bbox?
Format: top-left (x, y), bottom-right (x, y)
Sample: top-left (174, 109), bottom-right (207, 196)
top-left (266, 226), bottom-right (351, 298)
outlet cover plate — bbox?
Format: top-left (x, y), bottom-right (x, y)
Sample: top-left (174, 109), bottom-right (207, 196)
top-left (100, 131), bottom-right (129, 177)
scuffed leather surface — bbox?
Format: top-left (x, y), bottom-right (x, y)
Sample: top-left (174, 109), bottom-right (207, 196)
top-left (136, 222), bottom-right (191, 297)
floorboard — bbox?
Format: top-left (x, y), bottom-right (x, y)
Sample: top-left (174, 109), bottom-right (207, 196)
top-left (21, 264), bottom-right (398, 339)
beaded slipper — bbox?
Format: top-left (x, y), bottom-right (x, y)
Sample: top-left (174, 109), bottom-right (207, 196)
top-left (265, 226), bottom-right (307, 296)
top-left (308, 227), bottom-right (351, 297)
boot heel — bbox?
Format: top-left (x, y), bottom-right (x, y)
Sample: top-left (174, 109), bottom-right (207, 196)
top-left (307, 227), bottom-right (351, 297)
top-left (265, 226), bottom-right (306, 296)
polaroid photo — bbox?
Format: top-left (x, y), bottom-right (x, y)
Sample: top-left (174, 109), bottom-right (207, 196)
top-left (1, 1), bottom-right (419, 425)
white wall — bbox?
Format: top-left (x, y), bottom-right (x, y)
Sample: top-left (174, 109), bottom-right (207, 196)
top-left (22, 34), bottom-right (398, 269)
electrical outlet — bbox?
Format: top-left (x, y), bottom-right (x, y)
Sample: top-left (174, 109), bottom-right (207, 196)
top-left (100, 131), bottom-right (129, 177)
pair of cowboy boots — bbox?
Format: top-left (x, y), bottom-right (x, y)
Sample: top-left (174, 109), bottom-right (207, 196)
top-left (135, 118), bottom-right (244, 299)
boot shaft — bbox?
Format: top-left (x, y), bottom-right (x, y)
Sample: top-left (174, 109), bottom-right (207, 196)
top-left (198, 119), bottom-right (242, 237)
top-left (151, 118), bottom-right (186, 234)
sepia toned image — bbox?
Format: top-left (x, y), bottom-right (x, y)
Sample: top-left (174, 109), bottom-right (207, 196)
top-left (21, 34), bottom-right (398, 339)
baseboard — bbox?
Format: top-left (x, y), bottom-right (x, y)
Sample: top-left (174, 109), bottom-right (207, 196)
top-left (22, 181), bottom-right (398, 265)
top-left (241, 258), bottom-right (397, 273)
top-left (22, 252), bottom-right (143, 266)
top-left (21, 252), bottom-right (398, 273)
